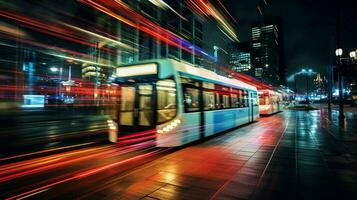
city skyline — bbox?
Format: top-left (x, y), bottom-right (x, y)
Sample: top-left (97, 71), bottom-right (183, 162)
top-left (223, 0), bottom-right (357, 89)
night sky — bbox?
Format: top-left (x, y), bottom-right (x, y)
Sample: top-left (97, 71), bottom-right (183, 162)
top-left (223, 0), bottom-right (357, 89)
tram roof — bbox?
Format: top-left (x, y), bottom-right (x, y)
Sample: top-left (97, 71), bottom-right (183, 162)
top-left (168, 59), bottom-right (257, 91)
top-left (116, 59), bottom-right (257, 91)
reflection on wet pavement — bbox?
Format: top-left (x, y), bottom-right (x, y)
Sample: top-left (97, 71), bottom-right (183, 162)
top-left (1, 109), bottom-right (357, 199)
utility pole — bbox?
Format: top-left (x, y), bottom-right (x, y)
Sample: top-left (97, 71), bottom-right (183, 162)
top-left (327, 64), bottom-right (332, 110)
top-left (306, 74), bottom-right (309, 102)
top-left (335, 0), bottom-right (345, 120)
top-left (294, 75), bottom-right (297, 100)
top-left (337, 54), bottom-right (345, 120)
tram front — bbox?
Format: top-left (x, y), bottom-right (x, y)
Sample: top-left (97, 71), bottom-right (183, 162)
top-left (108, 62), bottom-right (179, 145)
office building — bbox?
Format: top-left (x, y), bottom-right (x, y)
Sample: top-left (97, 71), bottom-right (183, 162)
top-left (229, 42), bottom-right (252, 73)
top-left (251, 17), bottom-right (285, 86)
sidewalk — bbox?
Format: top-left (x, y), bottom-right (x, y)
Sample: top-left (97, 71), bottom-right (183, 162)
top-left (29, 110), bottom-right (357, 199)
top-left (315, 103), bottom-right (357, 115)
top-left (252, 109), bottom-right (357, 200)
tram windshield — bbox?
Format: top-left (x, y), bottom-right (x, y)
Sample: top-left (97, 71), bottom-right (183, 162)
top-left (118, 79), bottom-right (177, 127)
top-left (157, 80), bottom-right (177, 123)
top-left (259, 94), bottom-right (270, 105)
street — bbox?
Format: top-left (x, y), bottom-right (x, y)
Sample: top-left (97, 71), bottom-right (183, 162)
top-left (1, 1), bottom-right (357, 199)
top-left (1, 109), bottom-right (356, 199)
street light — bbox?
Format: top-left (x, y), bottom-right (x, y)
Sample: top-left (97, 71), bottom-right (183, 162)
top-left (335, 48), bottom-right (343, 56)
top-left (50, 67), bottom-right (58, 72)
top-left (349, 50), bottom-right (356, 60)
top-left (335, 48), bottom-right (345, 120)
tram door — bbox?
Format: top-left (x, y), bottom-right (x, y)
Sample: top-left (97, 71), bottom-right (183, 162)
top-left (119, 83), bottom-right (155, 134)
top-left (249, 92), bottom-right (254, 122)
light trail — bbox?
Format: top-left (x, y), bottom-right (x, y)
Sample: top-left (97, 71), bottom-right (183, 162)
top-left (78, 0), bottom-right (214, 60)
top-left (0, 10), bottom-right (116, 53)
top-left (0, 34), bottom-right (94, 60)
top-left (0, 139), bottom-right (156, 184)
top-left (185, 0), bottom-right (239, 42)
top-left (148, 0), bottom-right (187, 20)
top-left (63, 23), bottom-right (136, 51)
top-left (216, 0), bottom-right (239, 25)
top-left (0, 142), bottom-right (96, 162)
top-left (0, 146), bottom-right (112, 176)
top-left (5, 148), bottom-right (162, 200)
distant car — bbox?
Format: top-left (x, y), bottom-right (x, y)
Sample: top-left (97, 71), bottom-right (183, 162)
top-left (45, 95), bottom-right (74, 106)
top-left (351, 90), bottom-right (357, 106)
top-left (298, 99), bottom-right (311, 105)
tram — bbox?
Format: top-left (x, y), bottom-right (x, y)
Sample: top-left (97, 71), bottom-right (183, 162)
top-left (108, 59), bottom-right (259, 147)
top-left (258, 89), bottom-right (283, 115)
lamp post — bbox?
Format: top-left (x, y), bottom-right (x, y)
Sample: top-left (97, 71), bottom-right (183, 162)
top-left (349, 50), bottom-right (356, 60)
top-left (335, 48), bottom-right (344, 120)
top-left (294, 74), bottom-right (297, 100)
top-left (301, 68), bottom-right (313, 103)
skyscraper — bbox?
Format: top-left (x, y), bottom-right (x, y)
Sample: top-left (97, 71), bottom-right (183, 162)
top-left (251, 17), bottom-right (285, 86)
top-left (313, 73), bottom-right (327, 96)
top-left (229, 42), bottom-right (252, 73)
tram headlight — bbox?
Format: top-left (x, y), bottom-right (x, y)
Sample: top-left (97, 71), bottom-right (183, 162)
top-left (109, 125), bottom-right (117, 130)
top-left (157, 118), bottom-right (182, 134)
top-left (108, 119), bottom-right (118, 143)
top-left (107, 119), bottom-right (117, 130)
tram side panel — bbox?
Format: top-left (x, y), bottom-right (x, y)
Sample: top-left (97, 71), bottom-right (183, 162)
top-left (179, 112), bottom-right (201, 144)
top-left (258, 90), bottom-right (283, 116)
top-left (204, 108), bottom-right (249, 137)
top-left (253, 105), bottom-right (260, 120)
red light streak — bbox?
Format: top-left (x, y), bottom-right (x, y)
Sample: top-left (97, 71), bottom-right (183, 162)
top-left (216, 0), bottom-right (239, 25)
top-left (74, 150), bottom-right (160, 178)
top-left (185, 0), bottom-right (238, 41)
top-left (0, 142), bottom-right (96, 162)
top-left (0, 10), bottom-right (115, 53)
top-left (0, 140), bottom-right (158, 183)
top-left (5, 149), bottom-right (161, 200)
top-left (78, 0), bottom-right (193, 53)
top-left (219, 67), bottom-right (273, 90)
top-left (0, 146), bottom-right (112, 178)
top-left (117, 129), bottom-right (155, 141)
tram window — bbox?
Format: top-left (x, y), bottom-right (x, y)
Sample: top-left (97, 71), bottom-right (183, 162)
top-left (120, 87), bottom-right (135, 125)
top-left (238, 90), bottom-right (244, 107)
top-left (231, 93), bottom-right (238, 108)
top-left (259, 94), bottom-right (269, 105)
top-left (215, 85), bottom-right (230, 109)
top-left (202, 82), bottom-right (214, 89)
top-left (259, 96), bottom-right (265, 105)
top-left (243, 90), bottom-right (248, 107)
top-left (157, 80), bottom-right (177, 123)
top-left (181, 76), bottom-right (200, 87)
top-left (266, 96), bottom-right (271, 104)
top-left (238, 90), bottom-right (248, 107)
top-left (203, 91), bottom-right (215, 110)
top-left (252, 92), bottom-right (259, 106)
top-left (215, 93), bottom-right (221, 109)
top-left (222, 94), bottom-right (230, 108)
top-left (184, 88), bottom-right (200, 112)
